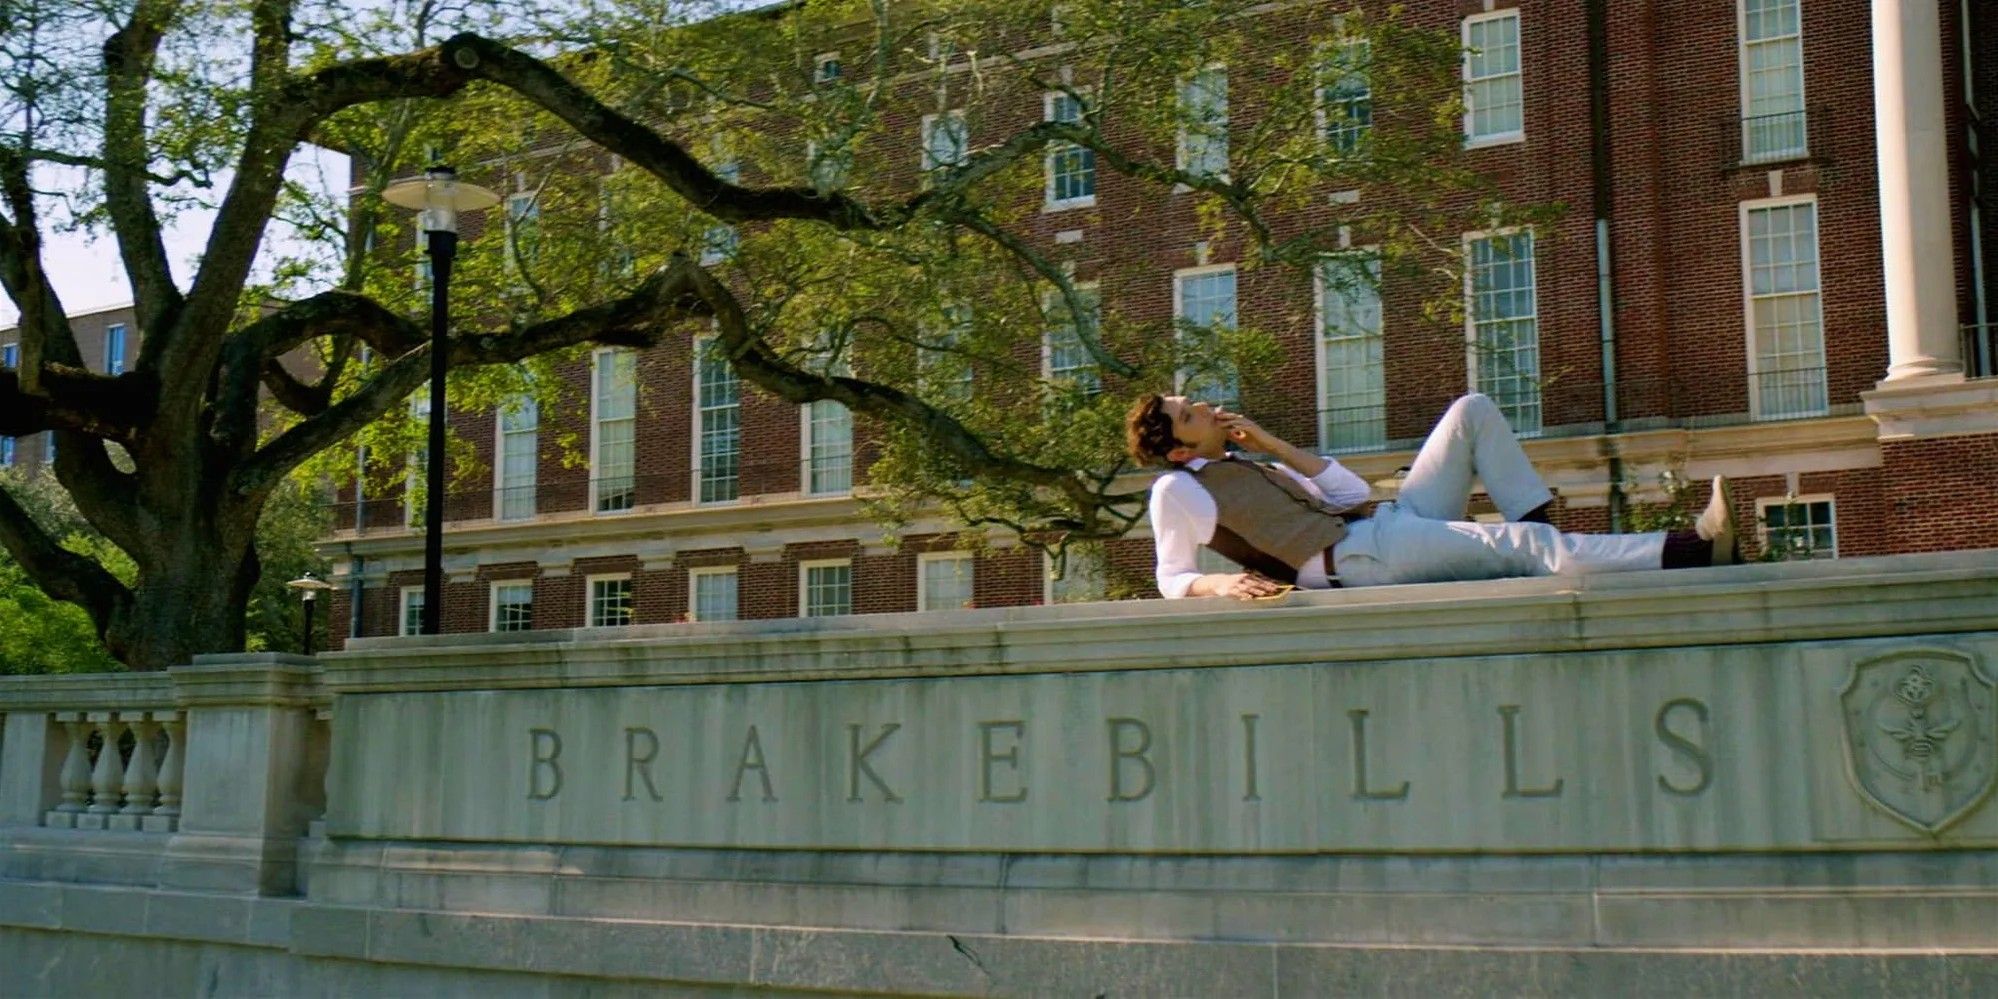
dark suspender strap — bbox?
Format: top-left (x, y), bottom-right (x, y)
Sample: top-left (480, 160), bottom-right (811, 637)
top-left (1207, 523), bottom-right (1301, 584)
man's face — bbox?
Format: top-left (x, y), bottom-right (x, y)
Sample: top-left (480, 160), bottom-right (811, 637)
top-left (1159, 395), bottom-right (1223, 460)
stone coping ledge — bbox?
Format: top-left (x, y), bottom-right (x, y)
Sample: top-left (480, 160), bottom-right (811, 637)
top-left (0, 654), bottom-right (323, 711)
top-left (6, 875), bottom-right (1998, 996)
top-left (317, 550), bottom-right (1998, 693)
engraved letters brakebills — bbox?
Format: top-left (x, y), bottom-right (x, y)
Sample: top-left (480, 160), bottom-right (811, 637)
top-left (524, 698), bottom-right (1716, 809)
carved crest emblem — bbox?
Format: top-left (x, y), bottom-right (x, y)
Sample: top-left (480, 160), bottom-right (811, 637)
top-left (1839, 649), bottom-right (1997, 835)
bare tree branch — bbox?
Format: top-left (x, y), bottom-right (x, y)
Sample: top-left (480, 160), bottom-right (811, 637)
top-left (0, 367), bottom-right (152, 443)
top-left (102, 0), bottom-right (188, 351)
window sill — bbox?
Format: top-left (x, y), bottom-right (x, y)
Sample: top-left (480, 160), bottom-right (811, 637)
top-left (1043, 196), bottom-right (1097, 213)
top-left (1464, 132), bottom-right (1526, 150)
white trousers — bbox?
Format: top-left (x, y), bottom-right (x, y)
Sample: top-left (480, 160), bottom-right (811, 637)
top-left (1395, 393), bottom-right (1555, 521)
top-left (1335, 503), bottom-right (1666, 587)
top-left (1332, 393), bottom-right (1663, 586)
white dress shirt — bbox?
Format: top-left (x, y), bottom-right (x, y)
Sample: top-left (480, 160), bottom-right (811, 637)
top-left (1148, 454), bottom-right (1372, 598)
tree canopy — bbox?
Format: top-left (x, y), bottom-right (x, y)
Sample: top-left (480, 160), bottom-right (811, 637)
top-left (0, 0), bottom-right (1539, 669)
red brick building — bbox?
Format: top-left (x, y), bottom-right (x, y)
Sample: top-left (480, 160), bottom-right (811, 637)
top-left (318, 0), bottom-right (1997, 647)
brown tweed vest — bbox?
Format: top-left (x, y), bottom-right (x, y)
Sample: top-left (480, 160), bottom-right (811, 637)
top-left (1188, 459), bottom-right (1353, 584)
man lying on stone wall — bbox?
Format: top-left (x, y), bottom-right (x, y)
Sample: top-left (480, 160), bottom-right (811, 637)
top-left (1123, 392), bottom-right (1741, 599)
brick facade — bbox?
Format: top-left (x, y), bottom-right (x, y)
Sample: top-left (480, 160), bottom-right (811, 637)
top-left (309, 1), bottom-right (1994, 650)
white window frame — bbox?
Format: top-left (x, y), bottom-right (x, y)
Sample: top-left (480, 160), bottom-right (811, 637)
top-left (916, 552), bottom-right (975, 612)
top-left (1736, 0), bottom-right (1808, 165)
top-left (1314, 247), bottom-right (1387, 453)
top-left (799, 558), bottom-right (854, 618)
top-left (1041, 283), bottom-right (1104, 397)
top-left (504, 191), bottom-right (540, 271)
top-left (1317, 33), bottom-right (1373, 154)
top-left (814, 51), bottom-right (842, 83)
top-left (921, 110), bottom-right (969, 175)
top-left (488, 579), bottom-right (535, 633)
top-left (806, 138), bottom-right (852, 193)
top-left (799, 333), bottom-right (853, 497)
top-left (1174, 64), bottom-right (1230, 183)
top-left (1756, 493), bottom-right (1837, 560)
top-left (692, 332), bottom-right (741, 505)
top-left (104, 324), bottom-right (127, 375)
top-left (403, 393), bottom-right (429, 529)
top-left (493, 394), bottom-right (537, 521)
top-left (590, 347), bottom-right (638, 514)
top-left (699, 141), bottom-right (741, 266)
top-left (1171, 263), bottom-right (1240, 407)
top-left (1043, 89), bottom-right (1097, 211)
top-left (584, 573), bottom-right (635, 628)
top-left (919, 302), bottom-right (976, 403)
top-left (1739, 193), bottom-right (1829, 420)
top-left (1462, 227), bottom-right (1542, 437)
top-left (688, 565), bottom-right (740, 622)
top-left (398, 586), bottom-right (425, 637)
top-left (1461, 9), bottom-right (1525, 148)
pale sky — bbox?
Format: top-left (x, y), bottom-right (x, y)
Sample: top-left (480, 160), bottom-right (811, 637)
top-left (0, 144), bottom-right (350, 327)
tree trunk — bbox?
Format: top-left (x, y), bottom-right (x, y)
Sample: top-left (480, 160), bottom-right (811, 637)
top-left (103, 506), bottom-right (262, 671)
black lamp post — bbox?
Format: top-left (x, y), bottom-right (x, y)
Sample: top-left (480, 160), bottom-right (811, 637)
top-left (286, 572), bottom-right (337, 655)
top-left (383, 166), bottom-right (500, 634)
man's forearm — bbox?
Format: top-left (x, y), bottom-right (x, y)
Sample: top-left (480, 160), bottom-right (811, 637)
top-left (1265, 438), bottom-right (1327, 477)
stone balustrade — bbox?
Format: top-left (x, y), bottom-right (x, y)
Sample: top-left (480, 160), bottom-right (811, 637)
top-left (0, 654), bottom-right (325, 895)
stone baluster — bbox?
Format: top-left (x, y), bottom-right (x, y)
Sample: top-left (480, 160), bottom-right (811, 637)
top-left (48, 714), bottom-right (93, 828)
top-left (79, 712), bottom-right (126, 828)
top-left (112, 715), bottom-right (162, 831)
top-left (150, 714), bottom-right (185, 832)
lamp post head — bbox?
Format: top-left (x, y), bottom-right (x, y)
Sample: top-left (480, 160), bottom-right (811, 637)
top-left (286, 571), bottom-right (337, 602)
top-left (383, 165), bottom-right (502, 235)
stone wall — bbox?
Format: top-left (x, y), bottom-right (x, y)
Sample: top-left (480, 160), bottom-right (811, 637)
top-left (6, 551), bottom-right (1998, 995)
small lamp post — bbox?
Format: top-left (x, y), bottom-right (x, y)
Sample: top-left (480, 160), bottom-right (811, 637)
top-left (383, 165), bottom-right (500, 634)
top-left (286, 572), bottom-right (338, 656)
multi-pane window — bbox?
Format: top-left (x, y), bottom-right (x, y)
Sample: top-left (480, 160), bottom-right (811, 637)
top-left (696, 337), bottom-right (741, 503)
top-left (1, 343), bottom-right (16, 368)
top-left (920, 303), bottom-right (975, 403)
top-left (804, 333), bottom-right (853, 496)
top-left (1045, 286), bottom-right (1103, 398)
top-left (491, 580), bottom-right (534, 632)
top-left (1744, 199), bottom-right (1827, 418)
top-left (405, 393), bottom-right (429, 528)
top-left (104, 325), bottom-right (127, 375)
top-left (1740, 0), bottom-right (1806, 163)
top-left (806, 398), bottom-right (853, 495)
top-left (400, 587), bottom-right (425, 637)
top-left (690, 567), bottom-right (739, 622)
top-left (814, 52), bottom-right (842, 83)
top-left (1176, 67), bottom-right (1229, 180)
top-left (922, 110), bottom-right (969, 176)
top-left (1759, 495), bottom-right (1836, 561)
top-left (1322, 38), bottom-right (1372, 153)
top-left (505, 192), bottom-right (540, 269)
top-left (801, 560), bottom-right (853, 617)
top-left (700, 152), bottom-right (741, 265)
top-left (1046, 549), bottom-right (1107, 604)
top-left (496, 396), bottom-right (537, 521)
top-left (1466, 232), bottom-right (1541, 436)
top-left (1318, 252), bottom-right (1386, 452)
top-left (1174, 267), bottom-right (1239, 409)
top-left (587, 575), bottom-right (634, 627)
top-left (918, 553), bottom-right (974, 612)
top-left (1463, 11), bottom-right (1524, 144)
top-left (807, 139), bottom-right (852, 193)
top-left (593, 349), bottom-right (637, 511)
top-left (1044, 91), bottom-right (1096, 207)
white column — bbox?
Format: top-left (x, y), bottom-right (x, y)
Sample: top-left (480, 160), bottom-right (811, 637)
top-left (1873, 0), bottom-right (1963, 383)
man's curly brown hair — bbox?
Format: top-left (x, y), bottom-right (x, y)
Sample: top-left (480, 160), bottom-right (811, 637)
top-left (1124, 393), bottom-right (1181, 467)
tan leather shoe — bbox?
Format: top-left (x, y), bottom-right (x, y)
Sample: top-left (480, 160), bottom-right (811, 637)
top-left (1696, 475), bottom-right (1738, 565)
